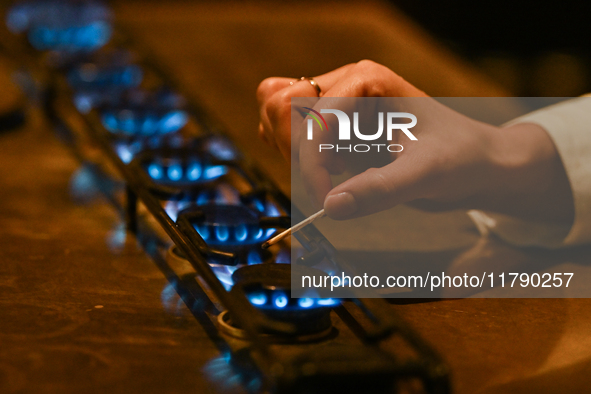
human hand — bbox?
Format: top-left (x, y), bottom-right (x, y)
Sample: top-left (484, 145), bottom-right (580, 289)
top-left (257, 60), bottom-right (573, 226)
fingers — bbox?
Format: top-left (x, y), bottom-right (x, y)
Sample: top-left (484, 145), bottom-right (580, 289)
top-left (257, 77), bottom-right (293, 108)
top-left (256, 63), bottom-right (356, 104)
top-left (323, 155), bottom-right (432, 220)
top-left (257, 77), bottom-right (293, 157)
top-left (299, 94), bottom-right (360, 208)
top-left (320, 60), bottom-right (429, 98)
top-left (298, 65), bottom-right (406, 209)
top-left (258, 79), bottom-right (312, 160)
top-left (257, 61), bottom-right (427, 159)
top-left (311, 63), bottom-right (357, 95)
top-left (256, 64), bottom-right (357, 159)
top-left (299, 63), bottom-right (431, 215)
top-left (257, 60), bottom-right (431, 215)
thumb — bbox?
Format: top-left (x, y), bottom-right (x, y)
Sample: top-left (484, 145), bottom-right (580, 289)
top-left (323, 156), bottom-right (430, 219)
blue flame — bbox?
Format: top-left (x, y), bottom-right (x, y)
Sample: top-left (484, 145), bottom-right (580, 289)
top-left (206, 138), bottom-right (237, 160)
top-left (317, 298), bottom-right (338, 306)
top-left (253, 228), bottom-right (263, 241)
top-left (298, 298), bottom-right (314, 308)
top-left (247, 250), bottom-right (262, 265)
top-left (196, 225), bottom-right (210, 241)
top-left (73, 92), bottom-right (94, 113)
top-left (204, 165), bottom-right (228, 179)
top-left (101, 110), bottom-right (188, 136)
top-left (101, 112), bottom-right (118, 131)
top-left (7, 1), bottom-right (112, 34)
top-left (167, 164), bottom-right (183, 181)
top-left (148, 163), bottom-right (163, 180)
top-left (140, 115), bottom-right (157, 135)
top-left (276, 249), bottom-right (290, 264)
top-left (115, 144), bottom-right (134, 164)
top-left (253, 199), bottom-right (265, 213)
top-left (244, 288), bottom-right (340, 311)
top-left (187, 162), bottom-right (202, 181)
top-left (210, 265), bottom-right (237, 290)
top-left (215, 226), bottom-right (229, 242)
top-left (243, 287), bottom-right (342, 311)
top-left (197, 193), bottom-right (209, 205)
top-left (273, 293), bottom-right (288, 309)
top-left (245, 289), bottom-right (340, 311)
top-left (266, 203), bottom-right (281, 217)
top-left (248, 292), bottom-right (267, 306)
top-left (28, 21), bottom-right (112, 52)
top-left (145, 161), bottom-right (227, 184)
top-left (203, 354), bottom-right (261, 393)
top-left (164, 202), bottom-right (179, 222)
top-left (159, 110), bottom-right (188, 133)
top-left (234, 224), bottom-right (248, 242)
top-left (118, 110), bottom-right (134, 134)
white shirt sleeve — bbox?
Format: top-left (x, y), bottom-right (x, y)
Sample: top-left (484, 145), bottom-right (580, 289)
top-left (468, 96), bottom-right (591, 247)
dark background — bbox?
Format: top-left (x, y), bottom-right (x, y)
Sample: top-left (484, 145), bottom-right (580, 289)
top-left (395, 0), bottom-right (591, 96)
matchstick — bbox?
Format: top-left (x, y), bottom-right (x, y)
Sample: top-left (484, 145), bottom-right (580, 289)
top-left (262, 209), bottom-right (326, 249)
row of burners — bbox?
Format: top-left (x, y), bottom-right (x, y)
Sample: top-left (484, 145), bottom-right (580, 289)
top-left (4, 3), bottom-right (452, 391)
top-left (6, 0), bottom-right (340, 337)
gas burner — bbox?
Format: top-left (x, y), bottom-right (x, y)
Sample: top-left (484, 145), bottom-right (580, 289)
top-left (163, 184), bottom-right (240, 222)
top-left (144, 157), bottom-right (227, 187)
top-left (70, 65), bottom-right (143, 113)
top-left (7, 1), bottom-right (112, 52)
top-left (27, 21), bottom-right (111, 52)
top-left (186, 204), bottom-right (277, 246)
top-left (65, 52), bottom-right (143, 113)
top-left (177, 202), bottom-right (288, 266)
top-left (218, 264), bottom-right (338, 340)
top-left (117, 134), bottom-right (239, 166)
top-left (161, 182), bottom-right (289, 231)
top-left (7, 1), bottom-right (112, 34)
top-left (164, 189), bottom-right (287, 286)
top-left (130, 138), bottom-right (241, 197)
top-left (113, 134), bottom-right (187, 164)
top-left (68, 63), bottom-right (142, 91)
top-left (99, 89), bottom-right (188, 136)
top-left (232, 264), bottom-right (339, 309)
top-left (202, 136), bottom-right (239, 161)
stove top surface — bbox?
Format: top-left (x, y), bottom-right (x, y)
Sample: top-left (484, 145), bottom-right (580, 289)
top-left (2, 2), bottom-right (591, 394)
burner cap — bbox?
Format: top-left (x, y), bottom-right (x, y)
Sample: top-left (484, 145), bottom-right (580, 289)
top-left (232, 264), bottom-right (339, 311)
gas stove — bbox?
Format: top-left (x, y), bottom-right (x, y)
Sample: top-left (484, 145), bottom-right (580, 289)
top-left (1, 1), bottom-right (449, 392)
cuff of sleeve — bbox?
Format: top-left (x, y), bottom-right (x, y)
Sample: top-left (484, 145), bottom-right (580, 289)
top-left (469, 96), bottom-right (591, 247)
